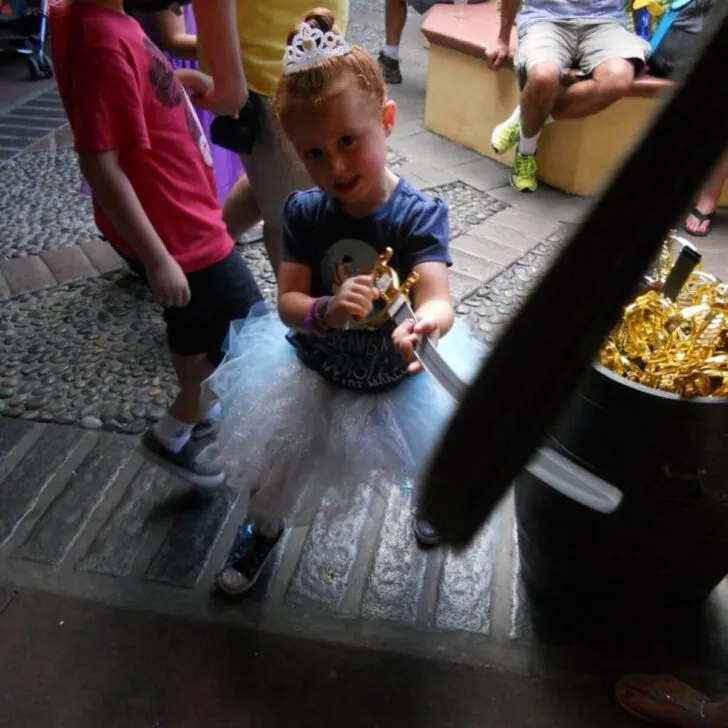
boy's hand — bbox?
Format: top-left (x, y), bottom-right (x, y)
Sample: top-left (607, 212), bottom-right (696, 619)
top-left (392, 314), bottom-right (441, 374)
top-left (176, 69), bottom-right (214, 100)
top-left (325, 275), bottom-right (379, 328)
top-left (147, 255), bottom-right (191, 308)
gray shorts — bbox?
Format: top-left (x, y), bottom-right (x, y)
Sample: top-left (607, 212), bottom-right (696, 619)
top-left (240, 96), bottom-right (312, 232)
top-left (514, 19), bottom-right (651, 79)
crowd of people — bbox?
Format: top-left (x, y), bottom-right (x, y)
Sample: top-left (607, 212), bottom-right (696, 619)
top-left (51, 0), bottom-right (725, 602)
top-left (45, 0), bottom-right (725, 722)
top-left (50, 0), bottom-right (488, 595)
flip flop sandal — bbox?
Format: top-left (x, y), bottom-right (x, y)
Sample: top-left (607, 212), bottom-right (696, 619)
top-left (683, 208), bottom-right (715, 237)
top-left (615, 674), bottom-right (720, 726)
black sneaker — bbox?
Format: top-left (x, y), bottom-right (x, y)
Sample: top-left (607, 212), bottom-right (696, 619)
top-left (413, 516), bottom-right (442, 548)
top-left (216, 520), bottom-right (284, 597)
top-left (378, 51), bottom-right (403, 84)
top-left (191, 418), bottom-right (220, 440)
top-left (139, 428), bottom-right (225, 489)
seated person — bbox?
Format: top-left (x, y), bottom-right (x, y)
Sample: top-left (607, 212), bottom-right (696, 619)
top-left (486, 0), bottom-right (651, 193)
top-left (644, 0), bottom-right (721, 236)
top-left (378, 0), bottom-right (486, 84)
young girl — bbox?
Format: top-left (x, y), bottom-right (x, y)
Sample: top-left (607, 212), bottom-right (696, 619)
top-left (203, 8), bottom-right (486, 597)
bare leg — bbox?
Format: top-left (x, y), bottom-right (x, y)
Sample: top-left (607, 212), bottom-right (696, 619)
top-left (552, 58), bottom-right (634, 120)
top-left (685, 153), bottom-right (728, 235)
top-left (262, 225), bottom-right (282, 277)
top-left (168, 352), bottom-right (215, 424)
top-left (520, 62), bottom-right (562, 139)
top-left (222, 175), bottom-right (263, 241)
top-left (385, 0), bottom-right (407, 46)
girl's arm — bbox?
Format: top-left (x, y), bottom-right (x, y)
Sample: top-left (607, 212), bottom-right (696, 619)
top-left (191, 0), bottom-right (247, 116)
top-left (392, 261), bottom-right (454, 373)
top-left (278, 262), bottom-right (378, 333)
top-left (411, 261), bottom-right (454, 338)
top-left (155, 9), bottom-right (197, 60)
top-left (277, 262), bottom-right (315, 331)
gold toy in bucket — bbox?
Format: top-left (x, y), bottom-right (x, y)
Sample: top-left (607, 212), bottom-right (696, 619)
top-left (599, 232), bottom-right (728, 397)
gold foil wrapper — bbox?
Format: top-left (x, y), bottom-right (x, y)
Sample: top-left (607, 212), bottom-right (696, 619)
top-left (599, 233), bottom-right (728, 397)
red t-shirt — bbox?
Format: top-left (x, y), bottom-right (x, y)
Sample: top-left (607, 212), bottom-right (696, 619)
top-left (50, 1), bottom-right (232, 273)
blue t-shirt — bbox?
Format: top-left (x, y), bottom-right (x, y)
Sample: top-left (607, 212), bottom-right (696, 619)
top-left (517, 0), bottom-right (632, 33)
top-left (282, 177), bottom-right (451, 392)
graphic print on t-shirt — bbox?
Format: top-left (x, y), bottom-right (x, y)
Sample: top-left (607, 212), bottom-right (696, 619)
top-left (144, 37), bottom-right (184, 108)
top-left (291, 237), bottom-right (409, 391)
top-left (142, 37), bottom-right (213, 168)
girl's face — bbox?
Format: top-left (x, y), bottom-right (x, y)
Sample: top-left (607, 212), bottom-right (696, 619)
top-left (282, 78), bottom-right (397, 216)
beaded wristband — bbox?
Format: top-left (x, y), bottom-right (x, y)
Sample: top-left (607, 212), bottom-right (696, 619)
top-left (304, 296), bottom-right (335, 335)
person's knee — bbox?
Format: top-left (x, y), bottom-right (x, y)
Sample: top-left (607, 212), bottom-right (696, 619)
top-left (593, 59), bottom-right (634, 103)
top-left (524, 62), bottom-right (562, 96)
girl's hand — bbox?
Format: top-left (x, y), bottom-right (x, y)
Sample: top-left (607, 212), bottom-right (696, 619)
top-left (392, 314), bottom-right (441, 374)
top-left (326, 275), bottom-right (379, 328)
top-left (175, 69), bottom-right (213, 99)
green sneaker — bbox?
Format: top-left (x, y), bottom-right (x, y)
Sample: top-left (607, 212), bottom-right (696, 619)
top-left (511, 150), bottom-right (538, 193)
top-left (491, 114), bottom-right (521, 155)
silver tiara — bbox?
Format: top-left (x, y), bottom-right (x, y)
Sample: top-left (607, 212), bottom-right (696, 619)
top-left (282, 22), bottom-right (352, 75)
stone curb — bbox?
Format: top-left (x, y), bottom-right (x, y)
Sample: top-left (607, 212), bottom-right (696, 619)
top-left (0, 241), bottom-right (124, 301)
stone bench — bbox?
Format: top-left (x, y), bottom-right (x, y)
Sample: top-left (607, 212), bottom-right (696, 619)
top-left (420, 3), bottom-right (728, 205)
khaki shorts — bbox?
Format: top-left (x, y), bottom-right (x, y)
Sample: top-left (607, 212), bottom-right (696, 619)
top-left (514, 19), bottom-right (651, 79)
top-left (240, 95), bottom-right (312, 232)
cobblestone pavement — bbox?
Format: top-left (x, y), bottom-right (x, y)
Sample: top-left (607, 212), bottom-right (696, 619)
top-left (0, 0), bottom-right (727, 687)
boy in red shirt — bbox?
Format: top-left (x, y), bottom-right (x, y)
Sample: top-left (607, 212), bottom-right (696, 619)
top-left (50, 0), bottom-right (262, 487)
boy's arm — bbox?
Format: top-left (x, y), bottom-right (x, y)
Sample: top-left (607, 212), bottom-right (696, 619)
top-left (79, 151), bottom-right (190, 308)
top-left (155, 9), bottom-right (197, 60)
top-left (191, 0), bottom-right (247, 116)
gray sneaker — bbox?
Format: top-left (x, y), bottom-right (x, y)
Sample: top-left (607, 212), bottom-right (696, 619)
top-left (140, 429), bottom-right (225, 490)
top-left (378, 51), bottom-right (402, 84)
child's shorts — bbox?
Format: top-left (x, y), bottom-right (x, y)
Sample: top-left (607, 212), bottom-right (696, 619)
top-left (121, 248), bottom-right (263, 366)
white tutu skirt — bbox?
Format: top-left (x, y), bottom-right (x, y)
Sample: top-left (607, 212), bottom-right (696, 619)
top-left (202, 303), bottom-right (487, 526)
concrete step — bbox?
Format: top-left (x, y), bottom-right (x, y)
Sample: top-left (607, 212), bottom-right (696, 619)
top-left (0, 413), bottom-right (727, 683)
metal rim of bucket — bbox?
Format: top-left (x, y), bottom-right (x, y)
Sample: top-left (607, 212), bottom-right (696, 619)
top-left (591, 361), bottom-right (728, 407)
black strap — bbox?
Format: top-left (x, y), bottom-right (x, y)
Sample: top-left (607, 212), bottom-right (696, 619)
top-left (420, 2), bottom-right (728, 548)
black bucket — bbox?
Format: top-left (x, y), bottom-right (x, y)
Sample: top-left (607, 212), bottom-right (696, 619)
top-left (515, 363), bottom-right (728, 613)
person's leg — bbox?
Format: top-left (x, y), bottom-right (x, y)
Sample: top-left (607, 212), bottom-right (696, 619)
top-left (237, 97), bottom-right (313, 278)
top-left (551, 21), bottom-right (649, 119)
top-left (492, 21), bottom-right (573, 192)
top-left (222, 174), bottom-right (262, 242)
top-left (616, 674), bottom-right (728, 728)
top-left (215, 496), bottom-right (285, 597)
top-left (140, 252), bottom-right (262, 488)
top-left (684, 152), bottom-right (728, 236)
top-left (168, 352), bottom-right (216, 425)
top-left (379, 0), bottom-right (408, 84)
top-left (141, 348), bottom-right (227, 488)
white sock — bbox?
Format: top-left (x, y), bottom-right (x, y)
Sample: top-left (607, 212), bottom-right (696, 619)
top-left (506, 105), bottom-right (521, 124)
top-left (153, 413), bottom-right (195, 453)
top-left (545, 115), bottom-right (554, 125)
top-left (383, 44), bottom-right (399, 60)
top-left (202, 400), bottom-right (222, 424)
top-left (518, 125), bottom-right (540, 155)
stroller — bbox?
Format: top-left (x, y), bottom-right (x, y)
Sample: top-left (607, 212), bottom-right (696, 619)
top-left (0, 0), bottom-right (53, 80)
